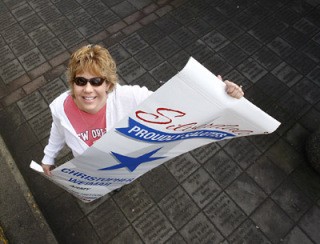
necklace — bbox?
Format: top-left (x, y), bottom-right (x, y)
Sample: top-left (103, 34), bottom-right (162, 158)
top-left (76, 104), bottom-right (107, 131)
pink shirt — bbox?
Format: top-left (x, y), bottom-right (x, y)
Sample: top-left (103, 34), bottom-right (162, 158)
top-left (64, 95), bottom-right (106, 146)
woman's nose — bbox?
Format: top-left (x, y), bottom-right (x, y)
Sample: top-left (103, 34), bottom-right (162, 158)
top-left (83, 82), bottom-right (94, 92)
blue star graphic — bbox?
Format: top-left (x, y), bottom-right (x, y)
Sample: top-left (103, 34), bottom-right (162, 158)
top-left (99, 148), bottom-right (166, 172)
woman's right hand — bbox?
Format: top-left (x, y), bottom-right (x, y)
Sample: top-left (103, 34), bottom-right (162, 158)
top-left (41, 163), bottom-right (55, 176)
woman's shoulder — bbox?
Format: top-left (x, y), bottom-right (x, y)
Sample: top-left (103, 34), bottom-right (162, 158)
top-left (50, 90), bottom-right (70, 112)
top-left (51, 91), bottom-right (70, 104)
top-left (112, 84), bottom-right (152, 97)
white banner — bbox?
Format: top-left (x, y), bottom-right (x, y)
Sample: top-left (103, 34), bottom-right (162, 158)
top-left (30, 58), bottom-right (280, 202)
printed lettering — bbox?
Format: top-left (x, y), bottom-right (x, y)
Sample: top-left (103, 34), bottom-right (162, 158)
top-left (136, 108), bottom-right (185, 124)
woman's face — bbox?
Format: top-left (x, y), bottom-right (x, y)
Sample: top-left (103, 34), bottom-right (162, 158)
top-left (73, 71), bottom-right (109, 114)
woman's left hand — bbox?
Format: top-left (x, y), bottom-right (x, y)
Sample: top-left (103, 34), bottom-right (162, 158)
top-left (217, 75), bottom-right (244, 99)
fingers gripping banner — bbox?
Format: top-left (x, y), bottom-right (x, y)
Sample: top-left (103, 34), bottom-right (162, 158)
top-left (30, 58), bottom-right (280, 202)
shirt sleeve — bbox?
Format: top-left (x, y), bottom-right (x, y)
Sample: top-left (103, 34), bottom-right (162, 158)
top-left (131, 85), bottom-right (153, 105)
top-left (42, 114), bottom-right (66, 165)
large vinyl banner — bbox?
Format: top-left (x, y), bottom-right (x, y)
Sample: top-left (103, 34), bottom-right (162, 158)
top-left (30, 58), bottom-right (280, 202)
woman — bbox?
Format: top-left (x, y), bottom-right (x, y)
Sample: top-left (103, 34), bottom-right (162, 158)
top-left (42, 44), bottom-right (244, 176)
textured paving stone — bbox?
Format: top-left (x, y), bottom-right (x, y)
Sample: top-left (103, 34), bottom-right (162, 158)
top-left (154, 14), bottom-right (181, 34)
top-left (228, 219), bottom-right (271, 244)
top-left (217, 21), bottom-right (244, 41)
top-left (277, 90), bottom-right (311, 119)
top-left (165, 232), bottom-right (186, 244)
top-left (138, 23), bottom-right (165, 45)
top-left (190, 141), bottom-right (220, 164)
top-left (47, 16), bottom-right (74, 36)
top-left (109, 226), bottom-right (142, 244)
top-left (37, 4), bottom-right (62, 23)
top-left (234, 33), bottom-right (263, 55)
top-left (299, 108), bottom-right (320, 132)
top-left (251, 199), bottom-right (294, 243)
top-left (9, 34), bottom-right (35, 57)
top-left (252, 46), bottom-right (282, 71)
top-left (232, 10), bottom-right (257, 31)
top-left (38, 38), bottom-right (66, 60)
top-left (28, 109), bottom-right (52, 140)
top-left (255, 73), bottom-right (288, 100)
top-left (17, 91), bottom-right (48, 120)
top-left (293, 78), bottom-right (320, 105)
top-left (272, 179), bottom-right (313, 221)
top-left (18, 48), bottom-right (46, 71)
top-left (0, 11), bottom-right (17, 31)
top-left (218, 43), bottom-right (248, 67)
top-left (185, 39), bottom-right (214, 64)
top-left (284, 123), bottom-right (310, 152)
top-left (224, 137), bottom-right (261, 169)
top-left (182, 167), bottom-right (221, 208)
top-left (180, 212), bottom-right (223, 244)
top-left (76, 0), bottom-right (108, 15)
top-left (247, 155), bottom-right (286, 194)
top-left (59, 217), bottom-right (101, 244)
top-left (150, 61), bottom-right (176, 82)
top-left (0, 59), bottom-right (25, 84)
top-left (168, 50), bottom-right (190, 71)
top-left (20, 14), bottom-right (43, 33)
top-left (108, 43), bottom-right (131, 64)
top-left (113, 181), bottom-right (154, 222)
top-left (139, 164), bottom-right (177, 202)
top-left (170, 26), bottom-right (198, 48)
top-left (165, 152), bottom-right (200, 183)
top-left (0, 45), bottom-right (15, 67)
top-left (205, 149), bottom-right (242, 189)
top-left (302, 40), bottom-right (320, 63)
top-left (111, 1), bottom-right (137, 18)
top-left (240, 86), bottom-right (272, 111)
top-left (159, 186), bottom-right (199, 229)
top-left (286, 51), bottom-right (317, 75)
top-left (290, 165), bottom-right (320, 201)
top-left (88, 198), bottom-right (129, 243)
top-left (44, 192), bottom-right (84, 236)
top-left (202, 30), bottom-right (230, 52)
top-left (12, 3), bottom-right (34, 21)
top-left (226, 173), bottom-right (267, 215)
top-left (266, 139), bottom-right (304, 174)
top-left (120, 33), bottom-right (148, 55)
top-left (307, 65), bottom-right (320, 86)
top-left (282, 226), bottom-right (313, 244)
top-left (153, 36), bottom-right (181, 59)
top-left (118, 57), bottom-right (146, 83)
top-left (135, 46), bottom-right (164, 70)
top-left (170, 6), bottom-right (196, 25)
top-left (203, 54), bottom-right (233, 76)
top-left (95, 10), bottom-right (121, 27)
top-left (59, 29), bottom-right (84, 49)
top-left (204, 192), bottom-right (246, 237)
top-left (38, 78), bottom-right (66, 105)
top-left (1, 23), bottom-right (25, 43)
top-left (187, 18), bottom-right (212, 37)
top-left (237, 58), bottom-right (268, 83)
top-left (299, 205), bottom-right (320, 243)
top-left (133, 205), bottom-right (175, 243)
top-left (130, 72), bottom-right (160, 91)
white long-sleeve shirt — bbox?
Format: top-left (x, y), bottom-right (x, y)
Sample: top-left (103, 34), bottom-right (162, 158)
top-left (42, 84), bottom-right (152, 165)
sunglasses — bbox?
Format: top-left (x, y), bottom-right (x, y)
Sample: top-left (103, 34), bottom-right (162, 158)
top-left (74, 77), bottom-right (105, 86)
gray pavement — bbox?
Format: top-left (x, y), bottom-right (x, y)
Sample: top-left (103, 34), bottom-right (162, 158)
top-left (1, 0), bottom-right (320, 243)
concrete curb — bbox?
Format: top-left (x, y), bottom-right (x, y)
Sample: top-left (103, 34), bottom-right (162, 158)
top-left (0, 135), bottom-right (58, 244)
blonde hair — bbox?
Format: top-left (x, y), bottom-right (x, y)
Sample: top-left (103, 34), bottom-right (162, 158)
top-left (67, 44), bottom-right (118, 96)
